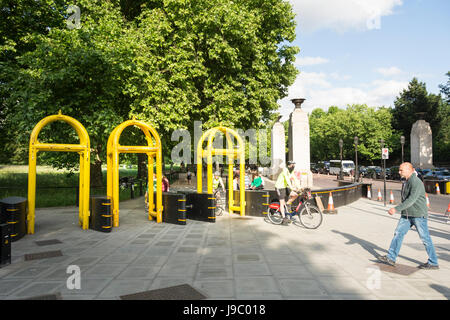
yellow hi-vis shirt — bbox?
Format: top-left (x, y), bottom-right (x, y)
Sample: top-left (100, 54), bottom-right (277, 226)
top-left (275, 168), bottom-right (295, 189)
top-left (213, 177), bottom-right (225, 190)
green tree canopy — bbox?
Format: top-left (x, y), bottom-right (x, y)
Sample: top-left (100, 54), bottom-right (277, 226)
top-left (2, 0), bottom-right (299, 184)
top-left (309, 104), bottom-right (394, 164)
top-left (435, 72), bottom-right (450, 163)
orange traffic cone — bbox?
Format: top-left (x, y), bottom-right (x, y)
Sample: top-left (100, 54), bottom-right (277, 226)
top-left (389, 190), bottom-right (394, 204)
top-left (377, 189), bottom-right (382, 201)
top-left (435, 183), bottom-right (441, 195)
top-left (367, 186), bottom-right (372, 199)
top-left (426, 193), bottom-right (430, 208)
top-left (324, 192), bottom-right (337, 214)
top-left (445, 202), bottom-right (450, 218)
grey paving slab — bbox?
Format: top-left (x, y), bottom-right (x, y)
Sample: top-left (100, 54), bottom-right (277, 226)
top-left (0, 279), bottom-right (34, 296)
top-left (149, 277), bottom-right (195, 290)
top-left (196, 266), bottom-right (233, 280)
top-left (6, 265), bottom-right (55, 279)
top-left (60, 279), bottom-right (112, 295)
top-left (157, 263), bottom-right (198, 278)
top-left (84, 264), bottom-right (129, 279)
top-left (99, 253), bottom-right (139, 264)
top-left (269, 264), bottom-right (315, 279)
top-left (200, 255), bottom-right (232, 266)
top-left (98, 279), bottom-right (152, 298)
top-left (234, 277), bottom-right (280, 294)
top-left (9, 281), bottom-right (63, 299)
top-left (116, 266), bottom-right (161, 279)
top-left (193, 280), bottom-right (234, 298)
top-left (133, 255), bottom-right (168, 266)
top-left (234, 263), bottom-right (272, 277)
top-left (277, 278), bottom-right (330, 298)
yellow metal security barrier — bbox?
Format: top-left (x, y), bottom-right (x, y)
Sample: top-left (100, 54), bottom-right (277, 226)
top-left (27, 111), bottom-right (90, 234)
top-left (197, 127), bottom-right (246, 216)
top-left (107, 119), bottom-right (163, 226)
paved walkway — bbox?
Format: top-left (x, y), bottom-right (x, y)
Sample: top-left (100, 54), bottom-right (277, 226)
top-left (0, 196), bottom-right (448, 300)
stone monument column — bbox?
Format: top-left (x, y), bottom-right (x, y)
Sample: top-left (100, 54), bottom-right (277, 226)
top-left (288, 98), bottom-right (313, 188)
top-left (270, 116), bottom-right (286, 179)
top-left (411, 113), bottom-right (433, 169)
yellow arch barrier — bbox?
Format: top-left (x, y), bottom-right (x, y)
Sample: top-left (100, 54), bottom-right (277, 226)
top-left (107, 119), bottom-right (163, 226)
top-left (27, 111), bottom-right (90, 234)
top-left (197, 127), bottom-right (246, 216)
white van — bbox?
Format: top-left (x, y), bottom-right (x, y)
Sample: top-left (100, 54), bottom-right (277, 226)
top-left (329, 160), bottom-right (355, 176)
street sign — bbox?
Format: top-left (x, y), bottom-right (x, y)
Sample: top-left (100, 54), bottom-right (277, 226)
top-left (382, 148), bottom-right (389, 159)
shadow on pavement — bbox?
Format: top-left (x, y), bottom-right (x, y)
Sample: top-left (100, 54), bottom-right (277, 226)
top-left (331, 229), bottom-right (423, 265)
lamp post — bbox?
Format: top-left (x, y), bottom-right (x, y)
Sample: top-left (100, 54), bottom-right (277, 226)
top-left (354, 136), bottom-right (359, 182)
top-left (400, 135), bottom-right (405, 163)
top-left (339, 139), bottom-right (343, 180)
top-left (380, 139), bottom-right (386, 207)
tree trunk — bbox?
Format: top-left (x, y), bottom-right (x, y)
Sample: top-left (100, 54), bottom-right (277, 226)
top-left (90, 147), bottom-right (103, 188)
top-left (90, 160), bottom-right (103, 188)
top-left (137, 153), bottom-right (147, 179)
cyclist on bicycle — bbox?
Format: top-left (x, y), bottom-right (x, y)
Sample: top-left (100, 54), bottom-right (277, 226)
top-left (275, 160), bottom-right (301, 225)
top-left (212, 170), bottom-right (225, 195)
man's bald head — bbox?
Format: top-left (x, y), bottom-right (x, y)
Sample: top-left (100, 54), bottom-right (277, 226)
top-left (399, 162), bottom-right (414, 179)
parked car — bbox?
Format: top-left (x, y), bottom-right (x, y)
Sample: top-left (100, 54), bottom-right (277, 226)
top-left (366, 166), bottom-right (383, 179)
top-left (423, 170), bottom-right (450, 181)
top-left (316, 162), bottom-right (329, 174)
top-left (388, 166), bottom-right (400, 180)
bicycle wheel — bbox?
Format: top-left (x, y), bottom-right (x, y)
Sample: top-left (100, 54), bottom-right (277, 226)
top-left (215, 205), bottom-right (224, 216)
top-left (298, 204), bottom-right (323, 229)
top-left (267, 206), bottom-right (283, 225)
top-left (214, 191), bottom-right (224, 216)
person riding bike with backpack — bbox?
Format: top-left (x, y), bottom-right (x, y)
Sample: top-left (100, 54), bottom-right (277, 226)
top-left (275, 160), bottom-right (302, 225)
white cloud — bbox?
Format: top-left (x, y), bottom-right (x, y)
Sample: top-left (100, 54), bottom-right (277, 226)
top-left (299, 72), bottom-right (332, 88)
top-left (375, 66), bottom-right (403, 76)
top-left (289, 0), bottom-right (403, 33)
top-left (277, 73), bottom-right (408, 120)
top-left (295, 56), bottom-right (329, 66)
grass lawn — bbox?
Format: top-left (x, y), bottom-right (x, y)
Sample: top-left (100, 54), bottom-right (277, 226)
top-left (0, 165), bottom-right (146, 208)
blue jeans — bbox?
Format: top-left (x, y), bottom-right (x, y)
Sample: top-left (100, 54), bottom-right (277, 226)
top-left (387, 216), bottom-right (439, 266)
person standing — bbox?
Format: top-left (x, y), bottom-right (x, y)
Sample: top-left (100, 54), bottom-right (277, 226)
top-left (250, 170), bottom-right (263, 190)
top-left (233, 172), bottom-right (240, 191)
top-left (186, 169), bottom-right (192, 185)
top-left (162, 175), bottom-right (170, 192)
top-left (378, 162), bottom-right (439, 269)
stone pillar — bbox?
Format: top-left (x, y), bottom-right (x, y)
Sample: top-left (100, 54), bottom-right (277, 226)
top-left (270, 117), bottom-right (286, 179)
top-left (411, 118), bottom-right (433, 169)
top-left (288, 98), bottom-right (313, 187)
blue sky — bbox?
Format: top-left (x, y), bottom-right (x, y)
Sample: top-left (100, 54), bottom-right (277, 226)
top-left (278, 0), bottom-right (450, 120)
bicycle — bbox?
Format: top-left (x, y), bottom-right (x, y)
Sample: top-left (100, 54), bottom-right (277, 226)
top-left (213, 189), bottom-right (226, 216)
top-left (267, 188), bottom-right (323, 229)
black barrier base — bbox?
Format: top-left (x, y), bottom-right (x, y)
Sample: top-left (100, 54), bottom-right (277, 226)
top-left (227, 190), bottom-right (270, 217)
top-left (177, 191), bottom-right (215, 223)
top-left (89, 196), bottom-right (112, 233)
top-left (156, 192), bottom-right (187, 225)
top-left (0, 197), bottom-right (27, 242)
top-left (0, 223), bottom-right (11, 267)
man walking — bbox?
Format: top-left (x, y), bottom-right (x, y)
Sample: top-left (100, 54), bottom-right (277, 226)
top-left (378, 162), bottom-right (439, 269)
